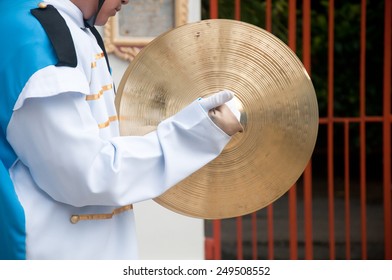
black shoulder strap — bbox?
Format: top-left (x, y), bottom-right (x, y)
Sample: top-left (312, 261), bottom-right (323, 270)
top-left (31, 5), bottom-right (77, 68)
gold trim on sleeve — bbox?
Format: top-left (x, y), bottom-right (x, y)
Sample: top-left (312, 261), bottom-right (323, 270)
top-left (90, 53), bottom-right (104, 68)
top-left (95, 52), bottom-right (105, 60)
top-left (86, 84), bottom-right (113, 101)
top-left (70, 204), bottom-right (133, 224)
top-left (98, 115), bottom-right (118, 129)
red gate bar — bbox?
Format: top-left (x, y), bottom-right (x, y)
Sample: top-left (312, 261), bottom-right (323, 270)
top-left (210, 0), bottom-right (218, 19)
top-left (212, 220), bottom-right (221, 259)
top-left (383, 0), bottom-right (392, 260)
top-left (302, 0), bottom-right (314, 260)
top-left (288, 0), bottom-right (298, 260)
top-left (328, 0), bottom-right (336, 260)
top-left (266, 0), bottom-right (272, 32)
top-left (344, 121), bottom-right (351, 259)
top-left (235, 0), bottom-right (241, 20)
top-left (265, 0), bottom-right (274, 261)
top-left (267, 205), bottom-right (274, 259)
top-left (359, 0), bottom-right (368, 260)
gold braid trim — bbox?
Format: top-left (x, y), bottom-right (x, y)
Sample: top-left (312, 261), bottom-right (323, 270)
top-left (70, 204), bottom-right (133, 224)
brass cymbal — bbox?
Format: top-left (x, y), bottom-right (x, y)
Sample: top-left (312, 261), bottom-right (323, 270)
top-left (115, 19), bottom-right (319, 219)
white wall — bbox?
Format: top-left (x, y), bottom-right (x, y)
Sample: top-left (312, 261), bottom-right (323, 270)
top-left (104, 0), bottom-right (203, 260)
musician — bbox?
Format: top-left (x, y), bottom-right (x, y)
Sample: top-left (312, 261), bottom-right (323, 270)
top-left (0, 0), bottom-right (242, 259)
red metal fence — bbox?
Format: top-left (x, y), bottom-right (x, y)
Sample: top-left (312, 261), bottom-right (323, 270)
top-left (204, 0), bottom-right (391, 260)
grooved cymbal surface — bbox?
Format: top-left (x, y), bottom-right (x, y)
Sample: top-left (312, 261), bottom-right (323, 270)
top-left (116, 19), bottom-right (319, 219)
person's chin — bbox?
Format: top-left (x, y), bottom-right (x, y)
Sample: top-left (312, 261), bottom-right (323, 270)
top-left (95, 16), bottom-right (109, 26)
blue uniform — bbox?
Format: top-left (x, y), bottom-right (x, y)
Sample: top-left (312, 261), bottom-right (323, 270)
top-left (0, 0), bottom-right (58, 259)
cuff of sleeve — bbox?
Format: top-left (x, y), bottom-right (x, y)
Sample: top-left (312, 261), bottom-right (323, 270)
top-left (178, 99), bottom-right (232, 142)
top-left (157, 99), bottom-right (231, 157)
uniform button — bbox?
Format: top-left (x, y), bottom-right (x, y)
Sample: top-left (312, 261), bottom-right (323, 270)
top-left (70, 215), bottom-right (80, 224)
top-left (38, 2), bottom-right (48, 9)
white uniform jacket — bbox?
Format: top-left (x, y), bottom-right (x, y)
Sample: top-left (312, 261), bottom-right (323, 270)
top-left (6, 0), bottom-right (231, 259)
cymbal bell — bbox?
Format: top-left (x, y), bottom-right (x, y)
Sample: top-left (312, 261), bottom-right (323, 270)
top-left (115, 19), bottom-right (319, 219)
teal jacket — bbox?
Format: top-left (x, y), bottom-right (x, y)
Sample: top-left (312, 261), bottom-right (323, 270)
top-left (0, 0), bottom-right (59, 259)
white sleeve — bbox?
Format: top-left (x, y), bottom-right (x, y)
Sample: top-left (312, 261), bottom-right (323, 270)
top-left (7, 92), bottom-right (230, 207)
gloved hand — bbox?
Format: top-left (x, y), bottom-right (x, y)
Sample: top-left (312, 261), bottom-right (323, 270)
top-left (199, 90), bottom-right (244, 136)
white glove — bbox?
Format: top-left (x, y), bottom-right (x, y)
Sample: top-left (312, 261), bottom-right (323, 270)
top-left (199, 90), bottom-right (241, 122)
top-left (198, 90), bottom-right (243, 136)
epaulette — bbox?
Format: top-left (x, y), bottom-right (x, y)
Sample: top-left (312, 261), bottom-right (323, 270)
top-left (31, 4), bottom-right (77, 67)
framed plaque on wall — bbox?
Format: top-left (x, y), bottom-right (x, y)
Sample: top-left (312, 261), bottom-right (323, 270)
top-left (104, 0), bottom-right (188, 61)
